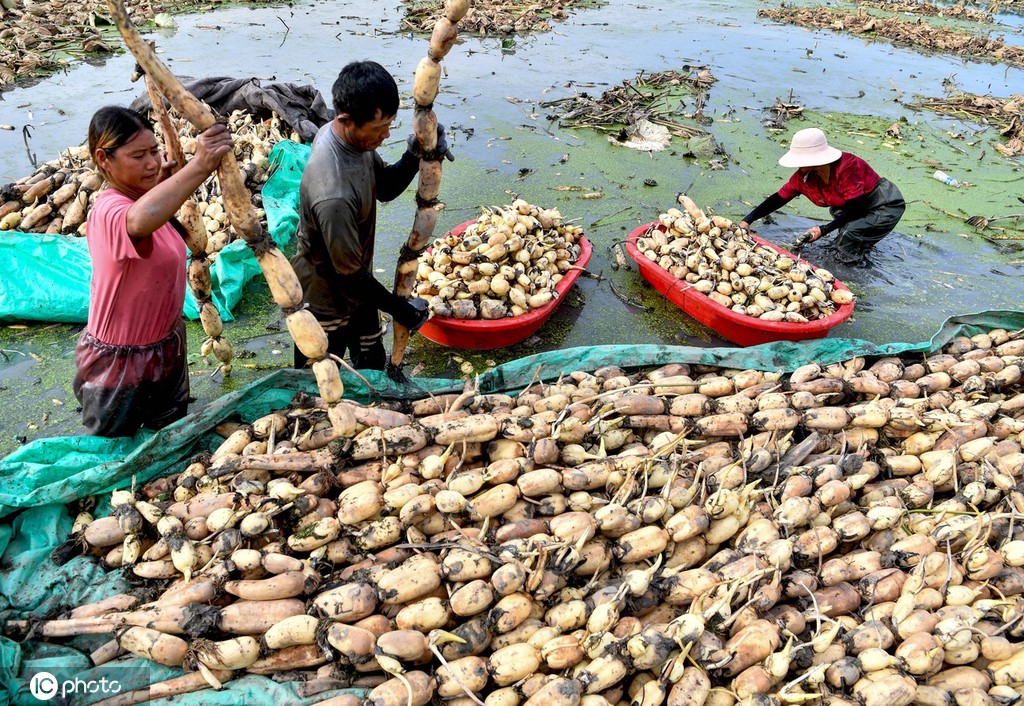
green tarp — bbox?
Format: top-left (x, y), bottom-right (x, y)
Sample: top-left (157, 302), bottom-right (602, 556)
top-left (0, 141), bottom-right (312, 325)
top-left (1, 310), bottom-right (1023, 703)
top-left (3, 308), bottom-right (1023, 520)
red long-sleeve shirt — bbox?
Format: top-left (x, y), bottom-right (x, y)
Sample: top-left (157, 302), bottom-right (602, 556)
top-left (778, 152), bottom-right (880, 207)
top-left (743, 152), bottom-right (882, 235)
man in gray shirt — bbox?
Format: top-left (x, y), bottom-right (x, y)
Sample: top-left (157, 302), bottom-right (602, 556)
top-left (291, 61), bottom-right (447, 370)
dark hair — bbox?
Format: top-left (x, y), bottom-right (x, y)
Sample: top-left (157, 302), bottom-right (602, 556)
top-left (88, 106), bottom-right (153, 163)
top-left (332, 61), bottom-right (399, 126)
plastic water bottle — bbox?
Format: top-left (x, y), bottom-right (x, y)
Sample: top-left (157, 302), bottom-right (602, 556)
top-left (932, 170), bottom-right (960, 187)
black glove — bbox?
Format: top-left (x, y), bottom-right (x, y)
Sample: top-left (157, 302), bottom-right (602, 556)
top-left (392, 296), bottom-right (430, 332)
top-left (407, 123), bottom-right (454, 162)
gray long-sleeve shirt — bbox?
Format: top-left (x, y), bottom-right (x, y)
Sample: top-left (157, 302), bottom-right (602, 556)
top-left (290, 123), bottom-right (418, 322)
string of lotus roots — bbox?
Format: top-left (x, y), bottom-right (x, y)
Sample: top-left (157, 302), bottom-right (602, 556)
top-left (390, 0), bottom-right (468, 379)
top-left (6, 328), bottom-right (1024, 706)
top-left (99, 0), bottom-right (472, 424)
top-left (142, 66), bottom-right (236, 377)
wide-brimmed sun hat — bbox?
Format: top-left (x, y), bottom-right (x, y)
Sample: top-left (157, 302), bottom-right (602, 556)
top-left (778, 127), bottom-right (843, 168)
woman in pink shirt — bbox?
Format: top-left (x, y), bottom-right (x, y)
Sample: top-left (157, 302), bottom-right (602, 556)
top-left (740, 127), bottom-right (905, 264)
top-left (74, 106), bottom-right (232, 436)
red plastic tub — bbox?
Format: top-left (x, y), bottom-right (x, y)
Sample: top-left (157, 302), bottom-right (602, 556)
top-left (625, 222), bottom-right (854, 347)
top-left (419, 220), bottom-right (593, 350)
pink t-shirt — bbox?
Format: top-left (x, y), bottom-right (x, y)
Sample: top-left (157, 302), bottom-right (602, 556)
top-left (86, 189), bottom-right (186, 346)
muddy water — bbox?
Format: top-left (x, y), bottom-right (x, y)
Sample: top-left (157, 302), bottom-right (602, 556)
top-left (0, 0), bottom-right (1022, 450)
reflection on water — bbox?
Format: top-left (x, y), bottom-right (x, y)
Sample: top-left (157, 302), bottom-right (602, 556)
top-left (0, 355), bottom-right (38, 382)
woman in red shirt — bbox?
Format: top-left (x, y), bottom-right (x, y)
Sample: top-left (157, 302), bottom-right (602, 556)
top-left (74, 106), bottom-right (232, 436)
top-left (740, 127), bottom-right (905, 264)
